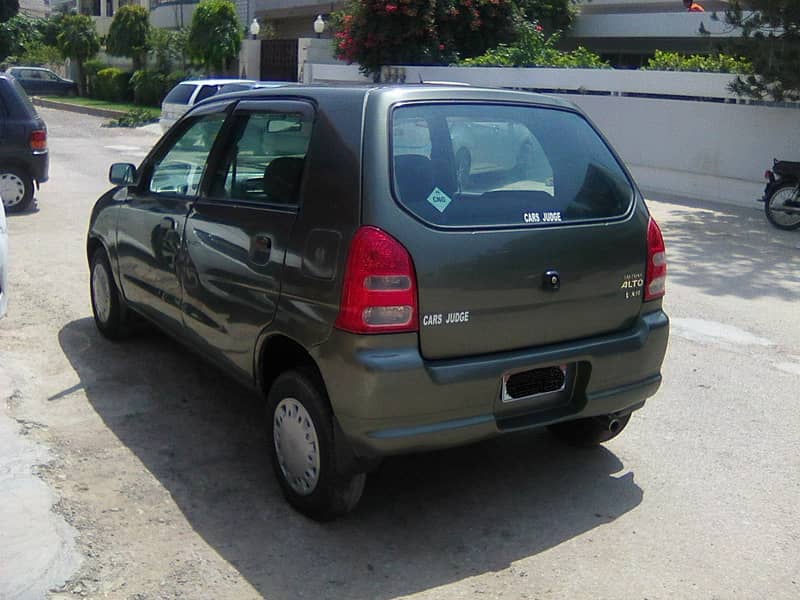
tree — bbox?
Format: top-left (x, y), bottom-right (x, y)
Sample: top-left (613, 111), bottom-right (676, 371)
top-left (333, 0), bottom-right (520, 80)
top-left (0, 14), bottom-right (41, 62)
top-left (516, 0), bottom-right (574, 34)
top-left (106, 4), bottom-right (150, 71)
top-left (725, 0), bottom-right (800, 101)
top-left (187, 0), bottom-right (242, 75)
top-left (0, 0), bottom-right (19, 22)
top-left (149, 27), bottom-right (189, 72)
top-left (56, 14), bottom-right (100, 95)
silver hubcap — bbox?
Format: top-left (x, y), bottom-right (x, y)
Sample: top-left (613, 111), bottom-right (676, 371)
top-left (274, 398), bottom-right (320, 495)
top-left (0, 173), bottom-right (26, 207)
top-left (769, 187), bottom-right (800, 227)
top-left (92, 262), bottom-right (112, 324)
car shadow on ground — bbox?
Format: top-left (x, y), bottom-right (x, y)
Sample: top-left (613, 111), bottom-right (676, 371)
top-left (647, 196), bottom-right (800, 301)
top-left (59, 317), bottom-right (643, 599)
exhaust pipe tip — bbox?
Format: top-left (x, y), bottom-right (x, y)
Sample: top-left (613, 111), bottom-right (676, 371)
top-left (607, 418), bottom-right (621, 435)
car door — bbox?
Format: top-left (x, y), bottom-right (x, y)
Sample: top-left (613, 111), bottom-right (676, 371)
top-left (115, 106), bottom-right (229, 335)
top-left (25, 70), bottom-right (44, 96)
top-left (180, 100), bottom-right (314, 377)
top-left (41, 70), bottom-right (62, 95)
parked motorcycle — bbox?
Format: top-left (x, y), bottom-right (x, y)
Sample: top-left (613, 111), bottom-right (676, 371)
top-left (761, 159), bottom-right (800, 230)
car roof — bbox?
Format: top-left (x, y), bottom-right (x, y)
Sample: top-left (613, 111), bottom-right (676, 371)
top-left (196, 83), bottom-right (577, 111)
top-left (9, 66), bottom-right (53, 72)
top-left (179, 78), bottom-right (256, 87)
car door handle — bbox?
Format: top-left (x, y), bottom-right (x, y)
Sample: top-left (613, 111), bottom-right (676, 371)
top-left (250, 234), bottom-right (272, 266)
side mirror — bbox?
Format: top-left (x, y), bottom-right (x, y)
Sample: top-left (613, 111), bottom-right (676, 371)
top-left (109, 163), bottom-right (136, 185)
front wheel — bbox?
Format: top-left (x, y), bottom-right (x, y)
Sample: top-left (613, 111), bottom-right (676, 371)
top-left (0, 167), bottom-right (34, 213)
top-left (267, 370), bottom-right (365, 520)
top-left (765, 184), bottom-right (800, 230)
top-left (90, 249), bottom-right (132, 340)
top-left (548, 413), bottom-right (631, 448)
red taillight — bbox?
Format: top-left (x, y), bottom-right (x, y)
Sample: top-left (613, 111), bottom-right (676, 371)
top-left (335, 226), bottom-right (419, 334)
top-left (29, 129), bottom-right (47, 151)
top-left (645, 217), bottom-right (667, 301)
top-left (764, 170), bottom-right (774, 182)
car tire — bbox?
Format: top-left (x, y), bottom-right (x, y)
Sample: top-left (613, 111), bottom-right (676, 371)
top-left (90, 248), bottom-right (131, 340)
top-left (547, 413), bottom-right (631, 448)
top-left (0, 167), bottom-right (34, 213)
top-left (266, 369), bottom-right (366, 520)
top-left (764, 184), bottom-right (800, 230)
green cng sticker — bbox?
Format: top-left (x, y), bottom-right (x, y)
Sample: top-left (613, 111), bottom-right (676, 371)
top-left (427, 187), bottom-right (452, 213)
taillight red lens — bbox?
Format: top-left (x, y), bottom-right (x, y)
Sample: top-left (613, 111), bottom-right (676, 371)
top-left (29, 129), bottom-right (47, 151)
top-left (645, 217), bottom-right (667, 301)
top-left (335, 226), bottom-right (419, 334)
top-left (764, 170), bottom-right (774, 182)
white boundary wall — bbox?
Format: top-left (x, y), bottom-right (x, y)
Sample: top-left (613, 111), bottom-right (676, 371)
top-left (305, 63), bottom-right (800, 207)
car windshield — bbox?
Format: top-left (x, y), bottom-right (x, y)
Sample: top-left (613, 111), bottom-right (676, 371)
top-left (391, 103), bottom-right (634, 228)
top-left (163, 84), bottom-right (195, 105)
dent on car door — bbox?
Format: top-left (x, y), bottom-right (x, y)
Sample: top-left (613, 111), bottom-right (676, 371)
top-left (181, 100), bottom-right (314, 377)
top-left (115, 112), bottom-right (227, 333)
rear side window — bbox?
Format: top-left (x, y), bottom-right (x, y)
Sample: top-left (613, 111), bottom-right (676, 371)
top-left (195, 85), bottom-right (220, 103)
top-left (391, 103), bottom-right (633, 228)
top-left (163, 83), bottom-right (195, 105)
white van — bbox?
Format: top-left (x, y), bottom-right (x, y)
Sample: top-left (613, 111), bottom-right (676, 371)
top-left (159, 79), bottom-right (255, 132)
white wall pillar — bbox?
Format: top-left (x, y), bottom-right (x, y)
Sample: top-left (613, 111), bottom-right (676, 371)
top-left (239, 39), bottom-right (261, 80)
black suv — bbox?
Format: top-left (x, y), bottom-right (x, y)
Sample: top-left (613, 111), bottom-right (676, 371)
top-left (0, 74), bottom-right (48, 212)
top-left (87, 85), bottom-right (669, 519)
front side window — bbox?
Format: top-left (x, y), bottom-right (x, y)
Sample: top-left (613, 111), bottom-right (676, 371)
top-left (391, 103), bottom-right (633, 228)
top-left (148, 114), bottom-right (225, 196)
top-left (209, 111), bottom-right (312, 205)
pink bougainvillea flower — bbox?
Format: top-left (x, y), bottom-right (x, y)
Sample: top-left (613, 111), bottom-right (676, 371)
top-left (385, 3), bottom-right (398, 12)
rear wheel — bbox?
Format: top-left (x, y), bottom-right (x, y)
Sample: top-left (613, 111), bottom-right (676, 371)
top-left (90, 249), bottom-right (132, 340)
top-left (764, 184), bottom-right (800, 230)
top-left (0, 167), bottom-right (34, 213)
top-left (267, 369), bottom-right (366, 520)
top-left (548, 413), bottom-right (631, 448)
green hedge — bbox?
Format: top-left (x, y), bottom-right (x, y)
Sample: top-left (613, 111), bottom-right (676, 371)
top-left (642, 50), bottom-right (752, 74)
top-left (93, 67), bottom-right (132, 102)
top-left (130, 68), bottom-right (190, 107)
top-left (130, 69), bottom-right (165, 106)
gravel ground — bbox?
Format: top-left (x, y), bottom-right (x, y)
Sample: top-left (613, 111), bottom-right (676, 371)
top-left (1, 107), bottom-right (798, 600)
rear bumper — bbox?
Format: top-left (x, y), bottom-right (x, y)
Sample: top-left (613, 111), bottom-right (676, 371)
top-left (29, 151), bottom-right (48, 183)
top-left (315, 310), bottom-right (669, 458)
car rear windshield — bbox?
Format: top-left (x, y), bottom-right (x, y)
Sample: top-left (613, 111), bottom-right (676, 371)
top-left (163, 83), bottom-right (195, 105)
top-left (391, 103), bottom-right (634, 228)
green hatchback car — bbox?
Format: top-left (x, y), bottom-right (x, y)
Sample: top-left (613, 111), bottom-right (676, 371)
top-left (87, 85), bottom-right (669, 519)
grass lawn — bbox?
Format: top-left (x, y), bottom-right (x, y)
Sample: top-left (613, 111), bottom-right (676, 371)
top-left (39, 96), bottom-right (159, 118)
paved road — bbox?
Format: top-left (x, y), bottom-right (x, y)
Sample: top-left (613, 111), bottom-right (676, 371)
top-left (1, 107), bottom-right (798, 599)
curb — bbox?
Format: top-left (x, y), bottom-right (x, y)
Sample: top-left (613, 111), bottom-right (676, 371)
top-left (31, 97), bottom-right (129, 119)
